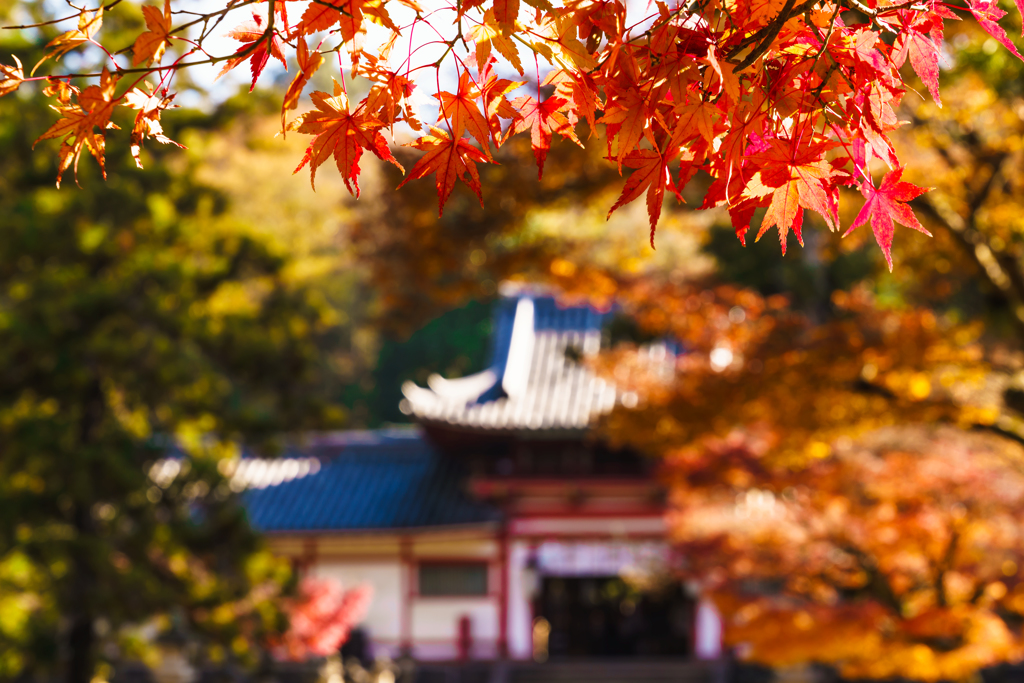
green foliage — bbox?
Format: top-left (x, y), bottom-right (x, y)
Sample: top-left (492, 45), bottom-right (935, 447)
top-left (0, 58), bottom-right (342, 681)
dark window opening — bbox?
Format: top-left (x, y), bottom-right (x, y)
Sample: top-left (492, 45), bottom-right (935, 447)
top-left (419, 563), bottom-right (488, 596)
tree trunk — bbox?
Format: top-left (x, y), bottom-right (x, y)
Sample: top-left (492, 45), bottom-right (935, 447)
top-left (67, 614), bottom-right (95, 683)
top-left (67, 379), bottom-right (103, 683)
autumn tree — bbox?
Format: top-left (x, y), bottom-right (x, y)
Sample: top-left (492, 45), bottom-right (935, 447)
top-left (3, 0), bottom-right (1023, 266)
top-left (667, 426), bottom-right (1024, 681)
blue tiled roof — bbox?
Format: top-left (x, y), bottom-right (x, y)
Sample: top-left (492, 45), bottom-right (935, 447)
top-left (488, 296), bottom-right (609, 374)
top-left (243, 431), bottom-right (502, 532)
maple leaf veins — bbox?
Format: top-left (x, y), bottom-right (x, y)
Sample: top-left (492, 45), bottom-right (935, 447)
top-left (511, 95), bottom-right (582, 178)
top-left (0, 56), bottom-right (24, 97)
top-left (398, 127), bottom-right (493, 216)
top-left (293, 80), bottom-right (404, 196)
top-left (132, 0), bottom-right (173, 66)
top-left (845, 167), bottom-right (930, 271)
top-left (217, 13), bottom-right (286, 92)
top-left (122, 83), bottom-right (184, 168)
top-left (34, 68), bottom-right (120, 188)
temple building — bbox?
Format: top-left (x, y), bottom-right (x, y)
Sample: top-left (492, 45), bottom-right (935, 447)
top-left (240, 290), bottom-right (722, 666)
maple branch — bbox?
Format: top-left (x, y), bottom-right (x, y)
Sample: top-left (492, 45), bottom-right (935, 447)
top-left (727, 0), bottom-right (820, 70)
top-left (0, 0), bottom-right (122, 30)
top-left (835, 541), bottom-right (903, 615)
top-left (168, 0), bottom-right (262, 37)
top-left (934, 526), bottom-right (959, 608)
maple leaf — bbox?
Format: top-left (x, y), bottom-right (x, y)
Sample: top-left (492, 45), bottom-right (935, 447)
top-left (607, 148), bottom-right (692, 248)
top-left (132, 0), bottom-right (173, 66)
top-left (745, 138), bottom-right (846, 254)
top-left (511, 95), bottom-right (582, 177)
top-left (844, 167), bottom-right (931, 271)
top-left (299, 0), bottom-right (393, 41)
top-left (670, 99), bottom-right (721, 148)
top-left (435, 69), bottom-right (493, 154)
top-left (293, 80), bottom-right (404, 196)
top-left (355, 48), bottom-right (419, 131)
top-left (281, 36), bottom-right (324, 133)
top-left (397, 127), bottom-right (493, 216)
top-left (493, 0), bottom-right (520, 34)
top-left (466, 9), bottom-right (524, 74)
top-left (477, 59), bottom-right (525, 145)
top-left (892, 10), bottom-right (954, 106)
top-left (122, 83), bottom-right (184, 168)
top-left (32, 6), bottom-right (104, 75)
top-left (0, 56), bottom-right (24, 97)
top-left (545, 69), bottom-right (600, 132)
top-left (602, 88), bottom-right (651, 171)
top-left (34, 68), bottom-right (120, 188)
top-left (538, 14), bottom-right (598, 71)
top-left (217, 13), bottom-right (286, 92)
top-left (968, 0), bottom-right (1024, 60)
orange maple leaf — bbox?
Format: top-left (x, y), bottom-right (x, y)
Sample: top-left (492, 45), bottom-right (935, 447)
top-left (299, 0), bottom-right (394, 41)
top-left (493, 0), bottom-right (520, 34)
top-left (607, 148), bottom-right (690, 248)
top-left (122, 83), bottom-right (184, 168)
top-left (435, 69), bottom-right (493, 154)
top-left (34, 68), bottom-right (120, 187)
top-left (281, 36), bottom-right (325, 132)
top-left (670, 99), bottom-right (720, 148)
top-left (745, 138), bottom-right (847, 254)
top-left (32, 6), bottom-right (104, 75)
top-left (0, 56), bottom-right (24, 97)
top-left (355, 45), bottom-right (419, 131)
top-left (601, 88), bottom-right (652, 171)
top-left (511, 95), bottom-right (581, 177)
top-left (397, 127), bottom-right (493, 216)
top-left (132, 0), bottom-right (173, 66)
top-left (477, 59), bottom-right (524, 146)
top-left (293, 80), bottom-right (404, 196)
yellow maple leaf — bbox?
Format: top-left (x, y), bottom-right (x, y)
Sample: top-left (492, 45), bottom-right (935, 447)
top-left (466, 10), bottom-right (524, 75)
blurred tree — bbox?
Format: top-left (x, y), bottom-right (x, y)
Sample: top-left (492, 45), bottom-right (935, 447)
top-left (668, 426), bottom-right (1024, 682)
top-left (0, 50), bottom-right (346, 683)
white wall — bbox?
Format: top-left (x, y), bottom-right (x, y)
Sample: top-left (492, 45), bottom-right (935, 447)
top-left (411, 598), bottom-right (499, 640)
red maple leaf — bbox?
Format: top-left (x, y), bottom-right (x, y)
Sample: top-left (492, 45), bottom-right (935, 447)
top-left (844, 167), bottom-right (930, 271)
top-left (892, 9), bottom-right (954, 106)
top-left (967, 0), bottom-right (1023, 60)
top-left (510, 95), bottom-right (581, 178)
top-left (397, 127), bottom-right (493, 216)
top-left (217, 13), bottom-right (286, 92)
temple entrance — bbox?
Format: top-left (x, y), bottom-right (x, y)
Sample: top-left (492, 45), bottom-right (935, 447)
top-left (535, 576), bottom-right (695, 659)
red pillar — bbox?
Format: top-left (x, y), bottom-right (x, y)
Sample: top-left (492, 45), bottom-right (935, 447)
top-left (400, 536), bottom-right (414, 655)
top-left (498, 525), bottom-right (509, 659)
